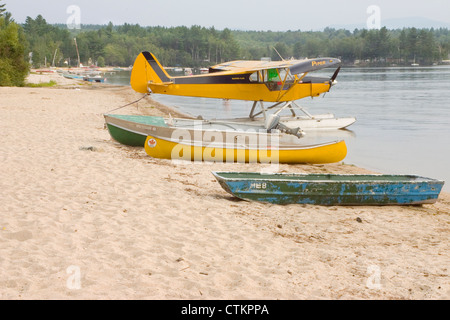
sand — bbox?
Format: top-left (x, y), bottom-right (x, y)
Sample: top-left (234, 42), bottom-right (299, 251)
top-left (0, 73), bottom-right (449, 300)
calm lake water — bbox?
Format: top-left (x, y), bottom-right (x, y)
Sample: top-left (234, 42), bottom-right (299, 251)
top-left (105, 66), bottom-right (450, 191)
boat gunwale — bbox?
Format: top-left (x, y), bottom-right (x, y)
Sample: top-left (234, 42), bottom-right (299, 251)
top-left (104, 113), bottom-right (280, 136)
top-left (105, 113), bottom-right (271, 130)
top-left (148, 135), bottom-right (344, 151)
top-left (211, 171), bottom-right (445, 185)
top-left (105, 120), bottom-right (287, 143)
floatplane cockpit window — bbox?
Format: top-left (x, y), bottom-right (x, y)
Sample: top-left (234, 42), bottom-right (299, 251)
top-left (267, 69), bottom-right (280, 82)
top-left (249, 68), bottom-right (296, 91)
top-left (249, 71), bottom-right (259, 82)
top-left (249, 69), bottom-right (278, 83)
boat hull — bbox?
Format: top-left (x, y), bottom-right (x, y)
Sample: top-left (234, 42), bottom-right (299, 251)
top-left (104, 114), bottom-right (168, 146)
top-left (105, 122), bottom-right (146, 146)
top-left (144, 136), bottom-right (347, 164)
top-left (212, 172), bottom-right (445, 206)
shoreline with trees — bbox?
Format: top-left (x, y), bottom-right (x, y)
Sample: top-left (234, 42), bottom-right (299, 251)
top-left (1, 3), bottom-right (450, 87)
top-left (23, 17), bottom-right (450, 69)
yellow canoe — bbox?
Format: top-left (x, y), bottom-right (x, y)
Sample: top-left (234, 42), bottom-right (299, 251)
top-left (144, 135), bottom-right (347, 164)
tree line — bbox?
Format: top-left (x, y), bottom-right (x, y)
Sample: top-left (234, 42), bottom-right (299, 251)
top-left (1, 3), bottom-right (450, 87)
top-left (22, 17), bottom-right (241, 68)
top-left (236, 27), bottom-right (450, 66)
top-left (22, 16), bottom-right (450, 68)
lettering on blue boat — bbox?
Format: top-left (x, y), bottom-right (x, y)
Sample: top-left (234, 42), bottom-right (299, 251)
top-left (250, 182), bottom-right (267, 190)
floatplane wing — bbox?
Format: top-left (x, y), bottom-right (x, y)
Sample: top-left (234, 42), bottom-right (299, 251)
top-left (130, 51), bottom-right (341, 103)
top-left (208, 58), bottom-right (340, 74)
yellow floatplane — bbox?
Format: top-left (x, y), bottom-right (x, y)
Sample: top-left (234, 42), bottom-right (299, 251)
top-left (131, 52), bottom-right (341, 102)
top-left (130, 52), bottom-right (355, 130)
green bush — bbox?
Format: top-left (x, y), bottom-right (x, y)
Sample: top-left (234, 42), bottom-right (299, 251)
top-left (0, 17), bottom-right (29, 86)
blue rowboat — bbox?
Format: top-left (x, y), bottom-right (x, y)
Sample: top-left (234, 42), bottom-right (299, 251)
top-left (212, 172), bottom-right (445, 206)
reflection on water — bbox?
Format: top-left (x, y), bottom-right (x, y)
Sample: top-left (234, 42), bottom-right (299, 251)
top-left (105, 66), bottom-right (450, 191)
top-left (104, 70), bottom-right (133, 85)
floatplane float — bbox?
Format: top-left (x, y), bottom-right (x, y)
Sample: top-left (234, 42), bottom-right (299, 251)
top-left (129, 51), bottom-right (356, 131)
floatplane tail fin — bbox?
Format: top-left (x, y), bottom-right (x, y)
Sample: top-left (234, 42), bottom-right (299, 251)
top-left (130, 52), bottom-right (172, 93)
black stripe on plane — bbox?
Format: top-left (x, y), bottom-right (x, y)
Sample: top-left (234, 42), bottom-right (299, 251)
top-left (142, 52), bottom-right (171, 82)
top-left (174, 73), bottom-right (252, 85)
top-left (142, 51), bottom-right (250, 85)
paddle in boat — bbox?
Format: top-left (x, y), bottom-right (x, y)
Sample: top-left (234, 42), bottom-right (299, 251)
top-left (212, 172), bottom-right (445, 206)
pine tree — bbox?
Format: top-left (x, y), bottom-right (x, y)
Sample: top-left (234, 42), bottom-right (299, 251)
top-left (0, 1), bottom-right (6, 16)
top-left (0, 0), bottom-right (11, 23)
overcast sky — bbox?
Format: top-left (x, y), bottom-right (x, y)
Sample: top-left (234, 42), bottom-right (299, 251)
top-left (4, 0), bottom-right (450, 31)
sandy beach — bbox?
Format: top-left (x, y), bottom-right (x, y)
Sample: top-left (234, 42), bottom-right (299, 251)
top-left (0, 72), bottom-right (449, 300)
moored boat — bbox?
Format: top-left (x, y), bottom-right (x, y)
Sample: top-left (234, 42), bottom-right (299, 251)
top-left (144, 135), bottom-right (347, 164)
top-left (212, 172), bottom-right (445, 206)
top-left (62, 73), bottom-right (105, 83)
top-left (83, 75), bottom-right (105, 83)
top-left (63, 73), bottom-right (84, 80)
top-left (104, 113), bottom-right (304, 147)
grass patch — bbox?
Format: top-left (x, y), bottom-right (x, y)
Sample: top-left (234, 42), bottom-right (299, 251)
top-left (25, 80), bottom-right (58, 87)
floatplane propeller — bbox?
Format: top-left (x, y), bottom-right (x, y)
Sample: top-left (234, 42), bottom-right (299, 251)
top-left (321, 65), bottom-right (341, 99)
top-left (330, 66), bottom-right (341, 87)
